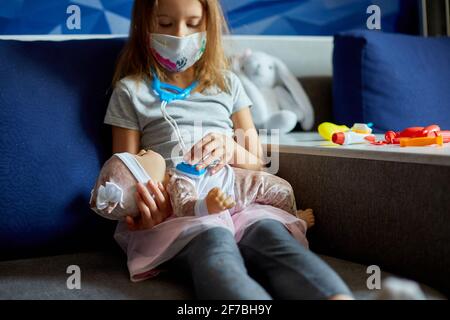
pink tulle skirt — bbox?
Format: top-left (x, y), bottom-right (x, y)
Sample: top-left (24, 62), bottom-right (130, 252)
top-left (114, 203), bottom-right (308, 282)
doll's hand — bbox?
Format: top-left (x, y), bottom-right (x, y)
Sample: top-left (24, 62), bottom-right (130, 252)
top-left (125, 180), bottom-right (172, 231)
top-left (206, 187), bottom-right (236, 214)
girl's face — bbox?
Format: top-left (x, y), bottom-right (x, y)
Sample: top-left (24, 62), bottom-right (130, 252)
top-left (155, 0), bottom-right (206, 36)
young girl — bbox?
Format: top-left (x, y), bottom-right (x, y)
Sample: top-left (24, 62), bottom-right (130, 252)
top-left (105, 0), bottom-right (353, 299)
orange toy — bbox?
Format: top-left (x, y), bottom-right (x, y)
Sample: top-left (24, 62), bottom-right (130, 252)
top-left (400, 135), bottom-right (444, 147)
top-left (385, 125), bottom-right (450, 144)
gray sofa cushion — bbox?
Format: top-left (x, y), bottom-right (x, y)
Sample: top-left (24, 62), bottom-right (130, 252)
top-left (0, 250), bottom-right (444, 300)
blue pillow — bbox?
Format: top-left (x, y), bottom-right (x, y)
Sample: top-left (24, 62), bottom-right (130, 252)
top-left (0, 38), bottom-right (126, 260)
top-left (333, 30), bottom-right (450, 132)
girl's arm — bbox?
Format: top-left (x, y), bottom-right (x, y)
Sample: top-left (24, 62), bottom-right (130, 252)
top-left (230, 107), bottom-right (264, 171)
top-left (112, 126), bottom-right (140, 154)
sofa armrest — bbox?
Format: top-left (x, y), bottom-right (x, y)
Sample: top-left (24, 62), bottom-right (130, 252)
top-left (266, 134), bottom-right (450, 296)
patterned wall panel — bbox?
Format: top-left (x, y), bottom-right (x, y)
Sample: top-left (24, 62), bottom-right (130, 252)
top-left (0, 0), bottom-right (418, 35)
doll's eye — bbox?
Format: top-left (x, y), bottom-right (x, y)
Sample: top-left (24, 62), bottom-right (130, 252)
top-left (269, 66), bottom-right (273, 70)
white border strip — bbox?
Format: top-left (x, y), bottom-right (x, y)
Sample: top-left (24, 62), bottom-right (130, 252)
top-left (0, 34), bottom-right (334, 77)
top-left (0, 34), bottom-right (128, 41)
top-left (223, 35), bottom-right (333, 77)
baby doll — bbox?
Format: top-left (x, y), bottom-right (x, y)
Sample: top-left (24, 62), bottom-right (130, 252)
top-left (89, 149), bottom-right (314, 228)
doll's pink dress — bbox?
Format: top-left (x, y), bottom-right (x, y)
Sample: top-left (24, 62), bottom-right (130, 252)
top-left (115, 203), bottom-right (308, 282)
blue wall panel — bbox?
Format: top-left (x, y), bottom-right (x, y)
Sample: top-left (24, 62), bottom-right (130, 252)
top-left (0, 0), bottom-right (418, 35)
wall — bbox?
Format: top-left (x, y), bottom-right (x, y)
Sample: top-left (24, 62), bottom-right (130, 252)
top-left (0, 0), bottom-right (419, 35)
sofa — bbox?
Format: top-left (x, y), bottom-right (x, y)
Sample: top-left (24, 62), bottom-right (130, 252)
top-left (0, 34), bottom-right (447, 299)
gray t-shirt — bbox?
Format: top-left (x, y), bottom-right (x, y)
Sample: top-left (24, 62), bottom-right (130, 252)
top-left (104, 70), bottom-right (253, 167)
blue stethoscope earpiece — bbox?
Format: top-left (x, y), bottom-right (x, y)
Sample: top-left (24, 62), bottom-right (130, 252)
top-left (151, 69), bottom-right (199, 104)
top-left (150, 69), bottom-right (206, 176)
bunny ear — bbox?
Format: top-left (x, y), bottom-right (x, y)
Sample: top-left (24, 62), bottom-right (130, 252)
top-left (231, 54), bottom-right (243, 73)
top-left (236, 72), bottom-right (269, 128)
top-left (230, 49), bottom-right (253, 74)
top-left (273, 57), bottom-right (315, 131)
top-left (238, 48), bottom-right (253, 67)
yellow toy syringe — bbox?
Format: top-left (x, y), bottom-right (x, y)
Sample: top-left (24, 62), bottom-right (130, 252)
top-left (318, 122), bottom-right (374, 145)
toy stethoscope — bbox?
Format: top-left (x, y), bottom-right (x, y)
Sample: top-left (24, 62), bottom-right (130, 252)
top-left (151, 69), bottom-right (216, 176)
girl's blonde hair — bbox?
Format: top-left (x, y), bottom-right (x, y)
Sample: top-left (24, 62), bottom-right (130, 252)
top-left (112, 0), bottom-right (231, 93)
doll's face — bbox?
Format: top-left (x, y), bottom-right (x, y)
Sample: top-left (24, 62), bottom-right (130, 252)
top-left (135, 149), bottom-right (167, 183)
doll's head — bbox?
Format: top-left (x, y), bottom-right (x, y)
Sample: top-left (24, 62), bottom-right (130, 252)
top-left (89, 149), bottom-right (167, 220)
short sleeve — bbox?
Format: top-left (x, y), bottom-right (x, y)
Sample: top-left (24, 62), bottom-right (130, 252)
top-left (104, 82), bottom-right (140, 131)
top-left (229, 71), bottom-right (253, 114)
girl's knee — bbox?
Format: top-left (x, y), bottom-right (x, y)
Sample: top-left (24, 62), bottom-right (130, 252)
top-left (240, 219), bottom-right (303, 253)
top-left (189, 227), bottom-right (239, 257)
top-left (243, 219), bottom-right (287, 241)
top-left (188, 228), bottom-right (246, 272)
top-left (198, 226), bottom-right (234, 243)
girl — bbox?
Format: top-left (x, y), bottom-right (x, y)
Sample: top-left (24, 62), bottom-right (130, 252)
top-left (105, 0), bottom-right (353, 300)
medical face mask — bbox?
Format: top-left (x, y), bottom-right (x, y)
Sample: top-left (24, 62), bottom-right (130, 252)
top-left (90, 153), bottom-right (153, 220)
top-left (150, 32), bottom-right (207, 73)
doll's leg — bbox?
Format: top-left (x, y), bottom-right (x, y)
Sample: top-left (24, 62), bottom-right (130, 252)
top-left (296, 208), bottom-right (315, 228)
top-left (164, 226), bottom-right (272, 300)
top-left (238, 219), bottom-right (353, 300)
top-left (233, 168), bottom-right (297, 215)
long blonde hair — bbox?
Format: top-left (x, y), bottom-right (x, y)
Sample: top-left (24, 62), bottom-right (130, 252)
top-left (112, 0), bottom-right (231, 93)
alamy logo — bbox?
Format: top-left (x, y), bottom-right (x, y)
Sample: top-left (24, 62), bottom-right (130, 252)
top-left (66, 265), bottom-right (81, 289)
top-left (66, 5), bottom-right (81, 30)
top-left (366, 5), bottom-right (381, 30)
top-left (366, 265), bottom-right (381, 290)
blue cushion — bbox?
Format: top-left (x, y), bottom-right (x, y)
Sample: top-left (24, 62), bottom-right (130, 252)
top-left (333, 30), bottom-right (450, 132)
top-left (0, 38), bottom-right (127, 260)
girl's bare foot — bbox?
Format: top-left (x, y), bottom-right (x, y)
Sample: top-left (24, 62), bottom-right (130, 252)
top-left (296, 208), bottom-right (315, 229)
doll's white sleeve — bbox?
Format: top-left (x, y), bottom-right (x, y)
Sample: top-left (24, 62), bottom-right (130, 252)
top-left (233, 167), bottom-right (297, 216)
top-left (166, 174), bottom-right (208, 217)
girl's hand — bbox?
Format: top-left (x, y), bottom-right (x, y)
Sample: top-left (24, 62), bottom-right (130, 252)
top-left (184, 133), bottom-right (236, 175)
top-left (125, 180), bottom-right (172, 231)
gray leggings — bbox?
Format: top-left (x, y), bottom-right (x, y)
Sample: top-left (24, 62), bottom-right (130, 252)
top-left (163, 219), bottom-right (353, 299)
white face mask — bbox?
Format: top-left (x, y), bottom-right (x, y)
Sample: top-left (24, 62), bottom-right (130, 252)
top-left (150, 32), bottom-right (207, 73)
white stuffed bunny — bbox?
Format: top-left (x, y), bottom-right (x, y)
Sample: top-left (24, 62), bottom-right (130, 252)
top-left (231, 49), bottom-right (315, 133)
